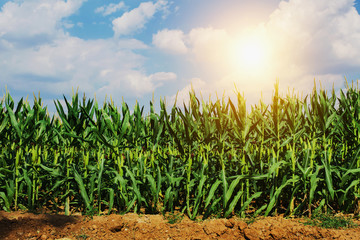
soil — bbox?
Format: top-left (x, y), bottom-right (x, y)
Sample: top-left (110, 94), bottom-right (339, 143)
top-left (1, 211), bottom-right (360, 240)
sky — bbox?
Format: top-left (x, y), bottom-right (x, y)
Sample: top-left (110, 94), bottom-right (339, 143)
top-left (1, 0), bottom-right (360, 113)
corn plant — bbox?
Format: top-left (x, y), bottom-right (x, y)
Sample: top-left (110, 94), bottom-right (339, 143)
top-left (1, 80), bottom-right (360, 220)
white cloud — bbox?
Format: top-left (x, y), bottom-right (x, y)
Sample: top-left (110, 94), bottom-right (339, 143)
top-left (62, 21), bottom-right (75, 29)
top-left (98, 71), bottom-right (176, 99)
top-left (170, 78), bottom-right (206, 106)
top-left (168, 0), bottom-right (360, 106)
top-left (1, 34), bottom-right (175, 101)
top-left (0, 0), bottom-right (176, 106)
top-left (112, 0), bottom-right (168, 37)
top-left (95, 2), bottom-right (125, 16)
top-left (187, 27), bottom-right (233, 72)
top-left (265, 0), bottom-right (358, 67)
top-left (0, 0), bottom-right (84, 46)
top-left (154, 26), bottom-right (234, 72)
top-left (149, 72), bottom-right (177, 83)
top-left (2, 0), bottom-right (360, 114)
top-left (152, 29), bottom-right (187, 54)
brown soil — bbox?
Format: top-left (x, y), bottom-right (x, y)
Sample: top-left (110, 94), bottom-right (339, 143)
top-left (1, 211), bottom-right (360, 240)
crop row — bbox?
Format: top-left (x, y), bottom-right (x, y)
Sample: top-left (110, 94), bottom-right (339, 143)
top-left (1, 81), bottom-right (360, 219)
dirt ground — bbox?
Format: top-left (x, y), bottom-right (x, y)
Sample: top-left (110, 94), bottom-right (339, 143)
top-left (1, 211), bottom-right (360, 240)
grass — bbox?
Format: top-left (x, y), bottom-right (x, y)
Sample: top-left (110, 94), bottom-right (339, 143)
top-left (244, 216), bottom-right (259, 225)
top-left (303, 213), bottom-right (358, 229)
top-left (163, 212), bottom-right (184, 224)
top-left (76, 234), bottom-right (89, 240)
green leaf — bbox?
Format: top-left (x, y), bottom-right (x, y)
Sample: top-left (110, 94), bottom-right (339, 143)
top-left (224, 190), bottom-right (243, 218)
top-left (73, 167), bottom-right (92, 212)
top-left (5, 101), bottom-right (22, 139)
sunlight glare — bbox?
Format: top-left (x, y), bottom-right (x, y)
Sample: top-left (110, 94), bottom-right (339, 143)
top-left (231, 34), bottom-right (270, 75)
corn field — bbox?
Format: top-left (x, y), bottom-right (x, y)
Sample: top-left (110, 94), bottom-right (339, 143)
top-left (1, 81), bottom-right (360, 219)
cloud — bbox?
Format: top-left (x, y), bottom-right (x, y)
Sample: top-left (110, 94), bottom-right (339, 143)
top-left (167, 0), bottom-right (360, 105)
top-left (2, 0), bottom-right (360, 114)
top-left (170, 78), bottom-right (206, 106)
top-left (149, 72), bottom-right (177, 83)
top-left (154, 26), bottom-right (234, 73)
top-left (265, 0), bottom-right (360, 69)
top-left (187, 27), bottom-right (233, 72)
top-left (0, 0), bottom-right (84, 46)
top-left (98, 71), bottom-right (176, 99)
top-left (0, 0), bottom-right (176, 107)
top-left (2, 37), bottom-right (140, 90)
top-left (1, 34), bottom-right (175, 101)
top-left (95, 2), bottom-right (125, 16)
top-left (112, 0), bottom-right (168, 37)
top-left (62, 21), bottom-right (75, 29)
top-left (259, 0), bottom-right (360, 90)
top-left (152, 29), bottom-right (188, 54)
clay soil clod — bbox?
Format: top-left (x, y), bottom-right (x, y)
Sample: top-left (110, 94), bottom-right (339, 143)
top-left (1, 211), bottom-right (360, 240)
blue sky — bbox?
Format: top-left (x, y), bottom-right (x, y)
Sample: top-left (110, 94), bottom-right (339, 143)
top-left (1, 0), bottom-right (360, 113)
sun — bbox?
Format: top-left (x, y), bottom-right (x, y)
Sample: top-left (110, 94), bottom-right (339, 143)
top-left (239, 41), bottom-right (264, 67)
top-left (231, 34), bottom-right (270, 74)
